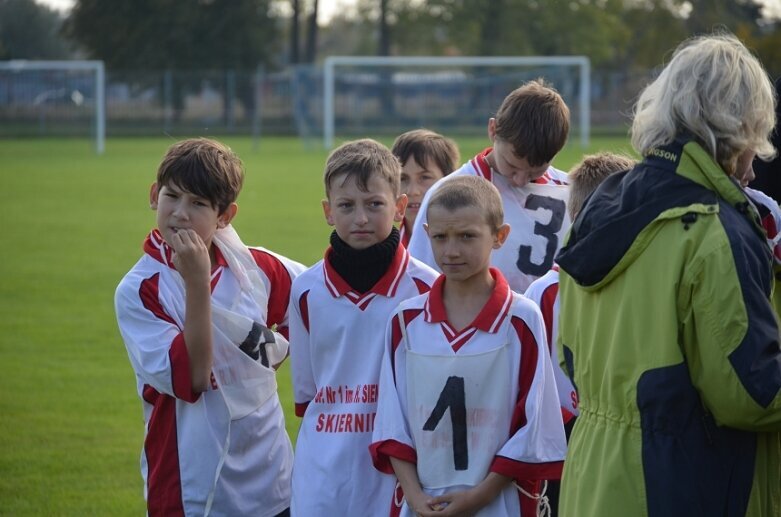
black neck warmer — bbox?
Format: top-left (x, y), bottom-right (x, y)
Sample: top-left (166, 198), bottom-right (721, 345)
top-left (328, 227), bottom-right (400, 293)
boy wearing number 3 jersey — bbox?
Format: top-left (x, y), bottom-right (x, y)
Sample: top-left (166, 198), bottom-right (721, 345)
top-left (407, 79), bottom-right (571, 293)
top-left (371, 176), bottom-right (567, 517)
top-left (288, 139), bottom-right (438, 516)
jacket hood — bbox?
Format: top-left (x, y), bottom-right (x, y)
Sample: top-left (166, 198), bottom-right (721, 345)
top-left (556, 138), bottom-right (759, 290)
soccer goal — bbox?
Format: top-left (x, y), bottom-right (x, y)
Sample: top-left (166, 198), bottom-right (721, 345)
top-left (323, 55), bottom-right (590, 149)
top-left (0, 60), bottom-right (106, 154)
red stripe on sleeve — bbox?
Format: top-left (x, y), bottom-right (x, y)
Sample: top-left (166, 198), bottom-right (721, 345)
top-left (250, 249), bottom-right (294, 328)
top-left (540, 282), bottom-right (559, 354)
top-left (169, 334), bottom-right (200, 403)
top-left (509, 316), bottom-right (539, 433)
top-left (490, 456), bottom-right (564, 481)
top-left (390, 314), bottom-right (403, 377)
top-left (369, 439), bottom-right (418, 474)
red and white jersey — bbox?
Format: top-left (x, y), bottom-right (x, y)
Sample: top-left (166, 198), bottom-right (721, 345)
top-left (371, 269), bottom-right (566, 517)
top-left (114, 230), bottom-right (304, 517)
top-left (523, 266), bottom-right (579, 423)
top-left (745, 187), bottom-right (781, 265)
top-left (288, 244), bottom-right (438, 517)
top-left (407, 148), bottom-right (571, 294)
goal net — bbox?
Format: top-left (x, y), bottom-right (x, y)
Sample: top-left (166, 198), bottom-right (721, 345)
top-left (322, 56), bottom-right (590, 149)
top-left (0, 60), bottom-right (105, 153)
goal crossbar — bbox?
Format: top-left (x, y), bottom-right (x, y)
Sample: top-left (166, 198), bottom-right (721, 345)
top-left (323, 55), bottom-right (590, 149)
top-left (0, 60), bottom-right (105, 154)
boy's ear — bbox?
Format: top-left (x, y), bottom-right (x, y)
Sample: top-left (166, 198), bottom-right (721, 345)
top-left (493, 223), bottom-right (511, 249)
top-left (217, 203), bottom-right (238, 229)
top-left (487, 118), bottom-right (497, 142)
top-left (394, 194), bottom-right (408, 223)
top-left (149, 182), bottom-right (159, 209)
top-left (322, 199), bottom-right (335, 226)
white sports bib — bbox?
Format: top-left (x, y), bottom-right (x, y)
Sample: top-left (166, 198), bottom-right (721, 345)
top-left (406, 333), bottom-right (512, 489)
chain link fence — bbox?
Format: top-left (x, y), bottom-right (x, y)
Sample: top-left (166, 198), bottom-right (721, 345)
top-left (0, 64), bottom-right (655, 140)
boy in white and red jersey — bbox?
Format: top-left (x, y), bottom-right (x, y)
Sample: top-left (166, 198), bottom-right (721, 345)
top-left (407, 79), bottom-right (572, 293)
top-left (524, 152), bottom-right (634, 516)
top-left (288, 139), bottom-right (438, 516)
top-left (115, 138), bottom-right (303, 517)
top-left (392, 129), bottom-right (460, 247)
top-left (371, 175), bottom-right (566, 517)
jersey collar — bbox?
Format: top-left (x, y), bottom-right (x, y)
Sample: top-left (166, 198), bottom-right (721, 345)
top-left (323, 243), bottom-right (410, 299)
top-left (424, 267), bottom-right (512, 333)
top-left (470, 148), bottom-right (494, 181)
top-left (472, 147), bottom-right (557, 186)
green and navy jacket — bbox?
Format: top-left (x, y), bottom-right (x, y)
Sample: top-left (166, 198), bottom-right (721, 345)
top-left (556, 137), bottom-right (781, 517)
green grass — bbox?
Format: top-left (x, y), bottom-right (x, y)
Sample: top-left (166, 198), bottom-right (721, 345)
top-left (0, 134), bottom-right (632, 515)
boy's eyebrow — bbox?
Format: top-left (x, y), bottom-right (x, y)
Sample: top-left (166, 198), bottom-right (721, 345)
top-left (334, 192), bottom-right (388, 200)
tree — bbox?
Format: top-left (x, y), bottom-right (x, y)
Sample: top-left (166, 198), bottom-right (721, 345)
top-left (304, 0), bottom-right (318, 63)
top-left (290, 0), bottom-right (301, 64)
top-left (0, 0), bottom-right (74, 60)
top-left (64, 0), bottom-right (280, 123)
top-left (379, 0), bottom-right (390, 55)
top-left (64, 0), bottom-right (280, 70)
top-left (684, 0), bottom-right (762, 34)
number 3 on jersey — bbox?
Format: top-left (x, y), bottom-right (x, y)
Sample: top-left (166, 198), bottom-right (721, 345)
top-left (516, 194), bottom-right (566, 277)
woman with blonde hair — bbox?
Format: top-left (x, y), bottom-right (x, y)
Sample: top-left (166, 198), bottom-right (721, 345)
top-left (555, 33), bottom-right (781, 516)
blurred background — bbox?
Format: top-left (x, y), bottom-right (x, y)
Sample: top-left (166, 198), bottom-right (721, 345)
top-left (2, 0), bottom-right (780, 145)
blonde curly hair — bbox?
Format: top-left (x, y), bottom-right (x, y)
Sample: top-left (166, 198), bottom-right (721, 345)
top-left (631, 33), bottom-right (776, 176)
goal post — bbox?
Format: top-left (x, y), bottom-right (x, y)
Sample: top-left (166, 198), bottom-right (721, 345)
top-left (323, 55), bottom-right (590, 149)
top-left (0, 60), bottom-right (105, 154)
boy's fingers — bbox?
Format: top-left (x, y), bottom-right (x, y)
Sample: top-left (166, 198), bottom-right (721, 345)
top-left (171, 230), bottom-right (204, 251)
top-left (428, 494), bottom-right (451, 505)
top-left (177, 229), bottom-right (197, 244)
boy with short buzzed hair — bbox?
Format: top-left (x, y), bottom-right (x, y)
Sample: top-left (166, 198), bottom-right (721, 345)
top-left (371, 175), bottom-right (567, 517)
top-left (392, 128), bottom-right (460, 247)
top-left (407, 79), bottom-right (572, 294)
top-left (115, 137), bottom-right (303, 517)
top-left (288, 138), bottom-right (438, 516)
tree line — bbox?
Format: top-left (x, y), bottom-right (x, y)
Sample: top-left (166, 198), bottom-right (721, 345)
top-left (1, 0), bottom-right (779, 77)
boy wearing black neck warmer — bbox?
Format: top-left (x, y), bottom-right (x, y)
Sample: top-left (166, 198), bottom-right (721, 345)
top-left (288, 139), bottom-right (439, 516)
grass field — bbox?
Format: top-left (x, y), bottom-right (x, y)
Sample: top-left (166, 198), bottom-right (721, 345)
top-left (0, 135), bottom-right (634, 515)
